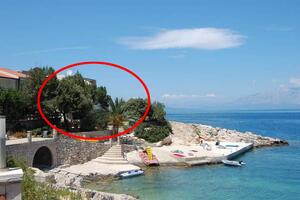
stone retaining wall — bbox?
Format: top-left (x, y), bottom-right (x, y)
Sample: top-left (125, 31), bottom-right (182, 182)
top-left (6, 138), bottom-right (137, 168)
top-left (55, 139), bottom-right (110, 165)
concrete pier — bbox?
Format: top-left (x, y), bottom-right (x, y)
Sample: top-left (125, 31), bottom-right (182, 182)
top-left (126, 141), bottom-right (254, 166)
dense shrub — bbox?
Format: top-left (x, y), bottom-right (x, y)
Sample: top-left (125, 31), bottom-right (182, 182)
top-left (134, 123), bottom-right (171, 143)
top-left (9, 159), bottom-right (82, 200)
top-left (31, 128), bottom-right (42, 136)
top-left (0, 88), bottom-right (27, 131)
top-left (11, 131), bottom-right (27, 138)
top-left (125, 98), bottom-right (172, 142)
top-left (23, 168), bottom-right (82, 200)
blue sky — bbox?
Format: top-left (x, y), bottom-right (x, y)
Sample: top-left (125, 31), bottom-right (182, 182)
top-left (1, 0), bottom-right (300, 109)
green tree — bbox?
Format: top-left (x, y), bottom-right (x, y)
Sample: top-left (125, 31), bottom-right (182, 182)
top-left (149, 102), bottom-right (167, 123)
top-left (108, 97), bottom-right (127, 134)
top-left (89, 86), bottom-right (110, 131)
top-left (94, 86), bottom-right (110, 110)
top-left (0, 88), bottom-right (27, 131)
top-left (124, 99), bottom-right (172, 142)
top-left (94, 109), bottom-right (109, 130)
top-left (22, 67), bottom-right (59, 122)
top-left (124, 98), bottom-right (148, 125)
top-left (56, 73), bottom-right (93, 130)
top-left (79, 110), bottom-right (97, 131)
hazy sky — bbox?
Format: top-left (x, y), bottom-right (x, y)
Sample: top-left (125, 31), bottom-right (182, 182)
top-left (1, 0), bottom-right (300, 108)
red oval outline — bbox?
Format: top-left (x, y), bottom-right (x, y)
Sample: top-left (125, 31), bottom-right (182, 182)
top-left (37, 61), bottom-right (151, 141)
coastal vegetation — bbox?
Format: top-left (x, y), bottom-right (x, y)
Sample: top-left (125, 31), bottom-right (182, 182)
top-left (0, 87), bottom-right (27, 131)
top-left (108, 97), bottom-right (127, 134)
top-left (8, 158), bottom-right (82, 200)
top-left (125, 99), bottom-right (172, 142)
top-left (0, 67), bottom-right (171, 142)
top-left (22, 167), bottom-right (82, 200)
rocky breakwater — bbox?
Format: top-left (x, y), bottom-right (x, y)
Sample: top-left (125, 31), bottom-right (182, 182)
top-left (170, 121), bottom-right (288, 147)
top-left (32, 167), bottom-right (137, 200)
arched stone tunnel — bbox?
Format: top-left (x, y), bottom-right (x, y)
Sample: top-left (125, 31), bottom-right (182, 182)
top-left (32, 146), bottom-right (53, 169)
top-left (6, 139), bottom-right (57, 170)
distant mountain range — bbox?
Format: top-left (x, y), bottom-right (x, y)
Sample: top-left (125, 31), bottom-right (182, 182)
top-left (166, 86), bottom-right (300, 112)
top-left (234, 86), bottom-right (300, 109)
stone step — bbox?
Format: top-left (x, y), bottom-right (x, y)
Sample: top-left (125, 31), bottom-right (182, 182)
top-left (93, 145), bottom-right (127, 164)
top-left (95, 157), bottom-right (126, 161)
top-left (103, 145), bottom-right (123, 158)
top-left (104, 152), bottom-right (123, 154)
top-left (110, 146), bottom-right (122, 149)
top-left (104, 151), bottom-right (123, 154)
top-left (105, 149), bottom-right (122, 152)
top-left (105, 153), bottom-right (123, 156)
top-left (93, 159), bottom-right (129, 164)
top-left (106, 150), bottom-right (123, 153)
top-left (102, 155), bottom-right (124, 158)
top-left (103, 154), bottom-right (123, 157)
top-left (104, 151), bottom-right (123, 155)
top-left (108, 149), bottom-right (122, 152)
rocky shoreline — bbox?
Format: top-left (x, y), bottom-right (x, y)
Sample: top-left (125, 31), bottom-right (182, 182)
top-left (32, 121), bottom-right (288, 200)
top-left (33, 167), bottom-right (137, 200)
top-left (168, 121), bottom-right (288, 147)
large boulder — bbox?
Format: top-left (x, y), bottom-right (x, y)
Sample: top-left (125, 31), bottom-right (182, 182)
top-left (161, 136), bottom-right (172, 146)
top-left (31, 167), bottom-right (55, 183)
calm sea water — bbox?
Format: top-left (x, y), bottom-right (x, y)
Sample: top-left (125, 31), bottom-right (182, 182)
top-left (87, 112), bottom-right (300, 200)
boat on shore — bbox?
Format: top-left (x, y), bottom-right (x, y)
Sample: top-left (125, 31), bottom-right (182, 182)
top-left (119, 169), bottom-right (144, 178)
top-left (139, 149), bottom-right (159, 166)
top-left (222, 160), bottom-right (245, 167)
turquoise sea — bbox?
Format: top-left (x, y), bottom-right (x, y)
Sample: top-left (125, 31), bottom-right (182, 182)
top-left (88, 111), bottom-right (300, 200)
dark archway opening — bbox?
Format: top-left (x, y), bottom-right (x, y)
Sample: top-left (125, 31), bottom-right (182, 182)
top-left (32, 146), bottom-right (53, 170)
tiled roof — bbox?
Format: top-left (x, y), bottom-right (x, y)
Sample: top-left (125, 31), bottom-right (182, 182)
top-left (0, 68), bottom-right (27, 79)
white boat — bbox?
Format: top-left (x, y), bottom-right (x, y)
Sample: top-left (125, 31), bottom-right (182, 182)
top-left (222, 160), bottom-right (245, 167)
top-left (119, 169), bottom-right (144, 178)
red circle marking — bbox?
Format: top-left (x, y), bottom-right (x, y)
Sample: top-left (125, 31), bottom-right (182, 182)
top-left (37, 61), bottom-right (151, 141)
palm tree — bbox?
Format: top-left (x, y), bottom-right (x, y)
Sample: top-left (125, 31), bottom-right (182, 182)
top-left (108, 97), bottom-right (127, 143)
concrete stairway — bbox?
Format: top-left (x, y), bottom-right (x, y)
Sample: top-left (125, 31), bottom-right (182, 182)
top-left (92, 145), bottom-right (129, 164)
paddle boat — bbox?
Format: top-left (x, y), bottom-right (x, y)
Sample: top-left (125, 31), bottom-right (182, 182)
top-left (139, 147), bottom-right (159, 166)
top-left (119, 169), bottom-right (144, 178)
top-left (222, 159), bottom-right (245, 167)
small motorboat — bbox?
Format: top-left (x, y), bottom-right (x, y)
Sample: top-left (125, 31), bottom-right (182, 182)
top-left (222, 160), bottom-right (245, 167)
top-left (119, 169), bottom-right (144, 178)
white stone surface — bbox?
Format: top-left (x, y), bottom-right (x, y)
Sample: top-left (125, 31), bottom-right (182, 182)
top-left (56, 162), bottom-right (140, 176)
top-left (127, 142), bottom-right (253, 166)
top-left (0, 168), bottom-right (23, 200)
top-left (0, 168), bottom-right (23, 182)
